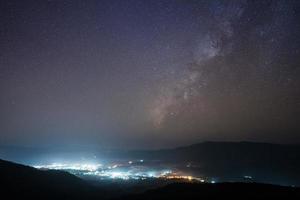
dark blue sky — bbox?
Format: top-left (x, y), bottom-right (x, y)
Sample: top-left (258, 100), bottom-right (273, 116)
top-left (0, 0), bottom-right (300, 149)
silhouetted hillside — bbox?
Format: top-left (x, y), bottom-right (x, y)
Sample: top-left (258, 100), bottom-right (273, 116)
top-left (0, 159), bottom-right (107, 199)
top-left (118, 182), bottom-right (300, 199)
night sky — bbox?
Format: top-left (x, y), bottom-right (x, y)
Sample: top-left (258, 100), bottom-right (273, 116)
top-left (0, 0), bottom-right (299, 149)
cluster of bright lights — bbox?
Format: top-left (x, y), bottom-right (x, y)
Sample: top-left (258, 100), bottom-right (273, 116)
top-left (164, 175), bottom-right (193, 180)
top-left (83, 169), bottom-right (174, 180)
top-left (162, 175), bottom-right (205, 182)
top-left (85, 171), bottom-right (132, 180)
top-left (34, 163), bottom-right (102, 172)
top-left (33, 161), bottom-right (205, 182)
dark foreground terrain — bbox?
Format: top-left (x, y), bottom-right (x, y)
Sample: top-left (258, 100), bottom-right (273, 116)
top-left (0, 159), bottom-right (107, 199)
top-left (118, 182), bottom-right (300, 199)
top-left (1, 158), bottom-right (300, 199)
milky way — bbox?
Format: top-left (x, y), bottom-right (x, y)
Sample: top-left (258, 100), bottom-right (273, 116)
top-left (0, 0), bottom-right (299, 149)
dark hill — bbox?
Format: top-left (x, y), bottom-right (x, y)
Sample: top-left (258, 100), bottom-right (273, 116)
top-left (118, 182), bottom-right (300, 199)
top-left (0, 159), bottom-right (107, 199)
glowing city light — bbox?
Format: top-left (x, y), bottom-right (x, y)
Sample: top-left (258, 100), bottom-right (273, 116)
top-left (33, 161), bottom-right (205, 182)
top-left (34, 163), bottom-right (102, 172)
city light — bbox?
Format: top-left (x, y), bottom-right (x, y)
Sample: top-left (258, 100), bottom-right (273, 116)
top-left (34, 163), bottom-right (102, 172)
top-left (32, 161), bottom-right (205, 182)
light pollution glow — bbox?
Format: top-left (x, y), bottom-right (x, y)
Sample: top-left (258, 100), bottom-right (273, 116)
top-left (33, 161), bottom-right (205, 182)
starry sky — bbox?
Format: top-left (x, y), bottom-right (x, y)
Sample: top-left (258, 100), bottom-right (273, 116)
top-left (0, 0), bottom-right (300, 149)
